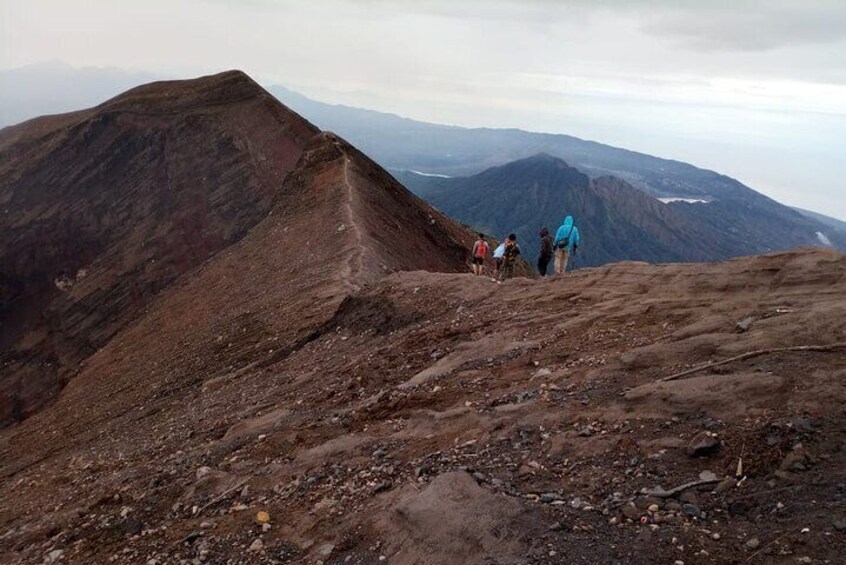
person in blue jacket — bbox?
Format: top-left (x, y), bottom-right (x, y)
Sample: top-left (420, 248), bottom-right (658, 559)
top-left (553, 215), bottom-right (580, 274)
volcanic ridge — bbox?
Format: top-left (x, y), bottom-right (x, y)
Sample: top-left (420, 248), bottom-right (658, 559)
top-left (0, 71), bottom-right (845, 565)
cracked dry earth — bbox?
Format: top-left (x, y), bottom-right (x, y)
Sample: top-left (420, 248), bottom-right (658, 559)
top-left (1, 248), bottom-right (845, 564)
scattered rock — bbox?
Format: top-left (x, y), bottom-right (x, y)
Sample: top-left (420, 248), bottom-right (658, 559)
top-left (780, 445), bottom-right (810, 472)
top-left (248, 539), bottom-right (264, 552)
top-left (698, 470), bottom-right (718, 482)
top-left (119, 517), bottom-right (143, 535)
top-left (195, 466), bottom-right (212, 480)
top-left (319, 543), bottom-right (335, 557)
top-left (687, 432), bottom-right (720, 457)
top-left (745, 537), bottom-right (760, 550)
top-left (182, 531), bottom-right (203, 544)
top-left (736, 317), bottom-right (754, 332)
top-left (789, 417), bottom-right (815, 434)
top-left (256, 511), bottom-right (270, 524)
top-left (540, 492), bottom-right (561, 503)
top-left (622, 504), bottom-right (641, 520)
top-left (532, 368), bottom-right (552, 379)
top-left (715, 477), bottom-right (737, 494)
top-left (44, 549), bottom-right (64, 563)
top-left (682, 503), bottom-right (701, 518)
top-left (372, 481), bottom-right (392, 495)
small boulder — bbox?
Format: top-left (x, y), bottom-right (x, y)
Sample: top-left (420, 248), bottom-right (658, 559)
top-left (532, 368), bottom-right (552, 379)
top-left (687, 432), bottom-right (720, 457)
top-left (736, 317), bottom-right (754, 332)
top-left (682, 503), bottom-right (701, 518)
top-left (248, 539), bottom-right (264, 552)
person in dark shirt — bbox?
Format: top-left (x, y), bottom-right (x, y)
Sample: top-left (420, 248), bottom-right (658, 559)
top-left (499, 233), bottom-right (521, 282)
top-left (537, 227), bottom-right (553, 276)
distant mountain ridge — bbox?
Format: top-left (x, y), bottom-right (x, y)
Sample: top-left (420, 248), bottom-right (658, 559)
top-left (266, 86), bottom-right (787, 204)
top-left (398, 154), bottom-right (845, 265)
top-left (1, 63), bottom-right (842, 227)
top-left (268, 86), bottom-right (846, 260)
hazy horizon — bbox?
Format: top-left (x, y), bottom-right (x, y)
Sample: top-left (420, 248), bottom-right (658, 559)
top-left (2, 0), bottom-right (844, 219)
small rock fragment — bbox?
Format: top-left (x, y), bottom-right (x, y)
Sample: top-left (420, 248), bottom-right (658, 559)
top-left (682, 503), bottom-right (701, 518)
top-left (248, 539), bottom-right (264, 552)
top-left (687, 432), bottom-right (720, 457)
top-left (736, 317), bottom-right (754, 332)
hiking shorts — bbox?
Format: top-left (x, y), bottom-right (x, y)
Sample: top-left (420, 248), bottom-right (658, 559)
top-left (472, 257), bottom-right (485, 265)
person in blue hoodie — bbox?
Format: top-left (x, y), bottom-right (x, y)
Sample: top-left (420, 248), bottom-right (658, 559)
top-left (553, 215), bottom-right (580, 274)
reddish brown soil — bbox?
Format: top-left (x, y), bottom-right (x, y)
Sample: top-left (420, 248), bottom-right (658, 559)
top-left (0, 70), bottom-right (490, 427)
top-left (0, 71), bottom-right (319, 424)
top-left (1, 246), bottom-right (844, 564)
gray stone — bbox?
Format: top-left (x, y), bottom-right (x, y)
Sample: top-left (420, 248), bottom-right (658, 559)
top-left (682, 503), bottom-right (701, 518)
top-left (736, 317), bottom-right (754, 332)
top-left (687, 432), bottom-right (720, 457)
top-left (248, 539), bottom-right (264, 552)
top-left (714, 478), bottom-right (737, 494)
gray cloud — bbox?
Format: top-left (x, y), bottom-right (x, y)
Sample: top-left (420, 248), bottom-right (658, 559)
top-left (2, 0), bottom-right (845, 217)
top-left (638, 1), bottom-right (846, 51)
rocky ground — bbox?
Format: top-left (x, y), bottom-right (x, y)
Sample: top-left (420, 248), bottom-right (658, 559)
top-left (1, 248), bottom-right (844, 564)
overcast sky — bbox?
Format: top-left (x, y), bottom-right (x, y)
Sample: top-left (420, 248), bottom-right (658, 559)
top-left (2, 0), bottom-right (845, 218)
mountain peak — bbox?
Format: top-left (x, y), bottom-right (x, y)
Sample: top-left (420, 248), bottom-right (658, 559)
top-left (0, 73), bottom-right (478, 426)
top-left (513, 152), bottom-right (572, 168)
top-left (95, 69), bottom-right (272, 115)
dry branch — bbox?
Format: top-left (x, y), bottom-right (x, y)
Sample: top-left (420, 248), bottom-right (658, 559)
top-left (640, 476), bottom-right (721, 498)
top-left (661, 343), bottom-right (846, 382)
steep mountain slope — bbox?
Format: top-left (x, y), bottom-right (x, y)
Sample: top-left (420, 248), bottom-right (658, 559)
top-left (0, 71), bottom-right (476, 426)
top-left (0, 248), bottom-right (843, 564)
top-left (792, 207), bottom-right (846, 235)
top-left (398, 155), bottom-right (842, 266)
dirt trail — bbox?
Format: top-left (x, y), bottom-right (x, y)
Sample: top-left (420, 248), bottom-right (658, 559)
top-left (340, 152), bottom-right (366, 292)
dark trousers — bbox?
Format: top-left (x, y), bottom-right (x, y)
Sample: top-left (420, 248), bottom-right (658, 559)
top-left (537, 254), bottom-right (551, 277)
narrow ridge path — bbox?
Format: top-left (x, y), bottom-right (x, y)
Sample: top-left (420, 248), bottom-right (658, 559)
top-left (340, 152), bottom-right (366, 292)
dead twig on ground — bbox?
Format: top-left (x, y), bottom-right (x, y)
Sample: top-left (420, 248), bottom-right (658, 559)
top-left (661, 343), bottom-right (846, 382)
top-left (196, 479), bottom-right (250, 516)
top-left (640, 476), bottom-right (721, 498)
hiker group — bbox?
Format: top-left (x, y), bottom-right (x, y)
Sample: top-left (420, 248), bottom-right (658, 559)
top-left (471, 215), bottom-right (580, 281)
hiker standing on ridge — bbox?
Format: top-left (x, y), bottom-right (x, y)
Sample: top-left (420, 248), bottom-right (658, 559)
top-left (471, 233), bottom-right (490, 276)
top-left (537, 227), bottom-right (553, 277)
top-left (499, 233), bottom-right (521, 282)
top-left (492, 239), bottom-right (506, 280)
top-left (553, 215), bottom-right (580, 275)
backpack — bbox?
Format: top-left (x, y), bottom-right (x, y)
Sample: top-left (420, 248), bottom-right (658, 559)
top-left (474, 240), bottom-right (489, 258)
top-left (504, 242), bottom-right (519, 260)
top-left (556, 226), bottom-right (572, 250)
